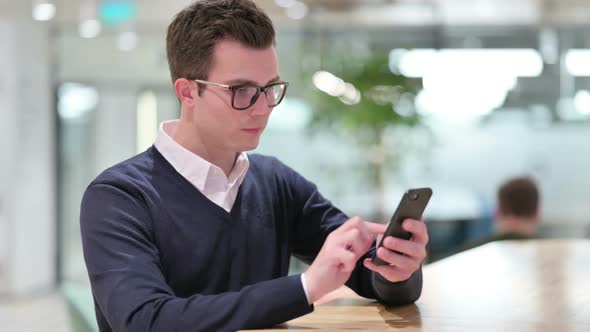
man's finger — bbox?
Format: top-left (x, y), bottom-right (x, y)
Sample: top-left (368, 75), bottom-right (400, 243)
top-left (336, 248), bottom-right (357, 273)
top-left (402, 219), bottom-right (429, 245)
top-left (376, 247), bottom-right (420, 271)
top-left (381, 236), bottom-right (426, 259)
top-left (338, 216), bottom-right (365, 232)
top-left (341, 228), bottom-right (371, 257)
top-left (375, 234), bottom-right (383, 247)
top-left (363, 259), bottom-right (413, 282)
top-left (363, 221), bottom-right (388, 235)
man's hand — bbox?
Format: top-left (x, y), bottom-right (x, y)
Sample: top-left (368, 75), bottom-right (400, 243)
top-left (303, 217), bottom-right (386, 304)
top-left (362, 218), bottom-right (429, 282)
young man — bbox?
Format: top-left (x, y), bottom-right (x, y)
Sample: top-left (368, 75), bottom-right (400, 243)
top-left (80, 1), bottom-right (428, 331)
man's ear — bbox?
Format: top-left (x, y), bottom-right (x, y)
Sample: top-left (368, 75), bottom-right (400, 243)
top-left (174, 78), bottom-right (197, 107)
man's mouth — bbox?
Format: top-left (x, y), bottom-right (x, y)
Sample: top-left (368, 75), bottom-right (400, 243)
top-left (241, 128), bottom-right (263, 134)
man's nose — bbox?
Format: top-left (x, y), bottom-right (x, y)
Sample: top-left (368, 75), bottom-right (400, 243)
top-left (249, 92), bottom-right (272, 116)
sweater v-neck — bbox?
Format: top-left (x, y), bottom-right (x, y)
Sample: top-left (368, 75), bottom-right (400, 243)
top-left (150, 146), bottom-right (248, 221)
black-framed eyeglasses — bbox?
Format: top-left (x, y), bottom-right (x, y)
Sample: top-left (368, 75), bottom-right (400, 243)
top-left (193, 79), bottom-right (289, 111)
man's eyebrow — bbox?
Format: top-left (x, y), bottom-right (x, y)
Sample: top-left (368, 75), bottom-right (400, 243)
top-left (225, 76), bottom-right (281, 86)
top-left (266, 76), bottom-right (281, 84)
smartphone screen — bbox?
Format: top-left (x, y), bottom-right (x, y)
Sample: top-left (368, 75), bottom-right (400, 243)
top-left (372, 187), bottom-right (432, 266)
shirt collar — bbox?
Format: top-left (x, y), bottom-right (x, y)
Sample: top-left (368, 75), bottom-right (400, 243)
top-left (154, 120), bottom-right (249, 191)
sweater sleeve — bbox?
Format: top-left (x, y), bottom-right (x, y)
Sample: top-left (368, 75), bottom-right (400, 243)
top-left (80, 183), bottom-right (312, 332)
top-left (283, 162), bottom-right (422, 306)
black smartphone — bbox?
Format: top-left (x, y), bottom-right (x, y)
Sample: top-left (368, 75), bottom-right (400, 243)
top-left (372, 187), bottom-right (433, 266)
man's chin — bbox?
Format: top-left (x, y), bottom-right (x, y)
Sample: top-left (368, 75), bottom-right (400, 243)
top-left (239, 139), bottom-right (260, 152)
top-left (235, 131), bottom-right (263, 151)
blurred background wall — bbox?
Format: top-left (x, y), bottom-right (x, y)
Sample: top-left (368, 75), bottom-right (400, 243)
top-left (1, 0), bottom-right (590, 330)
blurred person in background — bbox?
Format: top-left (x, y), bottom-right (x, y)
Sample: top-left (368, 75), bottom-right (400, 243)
top-left (79, 1), bottom-right (429, 331)
top-left (458, 176), bottom-right (540, 252)
top-left (493, 176), bottom-right (540, 240)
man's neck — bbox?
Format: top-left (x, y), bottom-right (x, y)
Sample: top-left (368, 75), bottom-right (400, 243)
top-left (172, 121), bottom-right (237, 176)
top-left (496, 217), bottom-right (538, 236)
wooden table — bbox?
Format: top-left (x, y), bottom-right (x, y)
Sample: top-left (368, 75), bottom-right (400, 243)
top-left (259, 239), bottom-right (590, 331)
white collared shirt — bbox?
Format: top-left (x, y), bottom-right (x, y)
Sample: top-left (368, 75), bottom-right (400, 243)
top-left (154, 120), bottom-right (249, 212)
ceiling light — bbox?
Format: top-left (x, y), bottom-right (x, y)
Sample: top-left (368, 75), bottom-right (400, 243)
top-left (574, 90), bottom-right (590, 115)
top-left (32, 1), bottom-right (56, 21)
top-left (286, 1), bottom-right (308, 20)
top-left (313, 71), bottom-right (345, 97)
top-left (274, 0), bottom-right (296, 8)
top-left (564, 49), bottom-right (590, 76)
top-left (79, 19), bottom-right (101, 38)
top-left (392, 48), bottom-right (543, 78)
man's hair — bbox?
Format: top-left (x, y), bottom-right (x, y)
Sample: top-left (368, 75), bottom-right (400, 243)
top-left (497, 176), bottom-right (539, 218)
top-left (166, 0), bottom-right (276, 86)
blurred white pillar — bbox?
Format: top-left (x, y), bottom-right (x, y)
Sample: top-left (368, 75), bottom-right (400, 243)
top-left (94, 86), bottom-right (137, 174)
top-left (0, 18), bottom-right (56, 295)
top-left (156, 90), bottom-right (180, 124)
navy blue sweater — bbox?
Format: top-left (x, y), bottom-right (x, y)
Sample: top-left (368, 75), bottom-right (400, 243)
top-left (80, 146), bottom-right (422, 332)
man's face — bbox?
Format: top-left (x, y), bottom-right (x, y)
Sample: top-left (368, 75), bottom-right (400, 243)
top-left (192, 39), bottom-right (280, 153)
